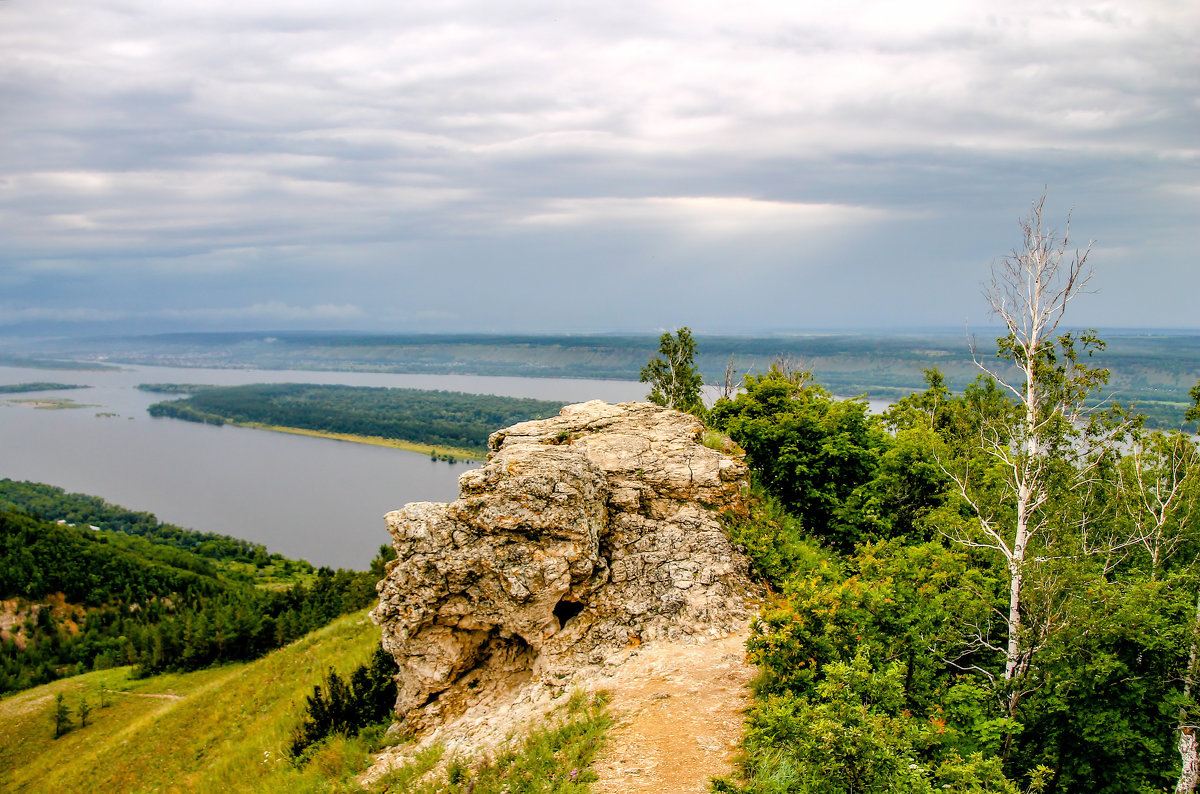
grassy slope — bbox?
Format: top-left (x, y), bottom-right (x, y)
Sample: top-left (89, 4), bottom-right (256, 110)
top-left (1, 609), bottom-right (381, 794)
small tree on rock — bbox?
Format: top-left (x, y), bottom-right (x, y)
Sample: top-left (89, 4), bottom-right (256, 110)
top-left (640, 327), bottom-right (704, 415)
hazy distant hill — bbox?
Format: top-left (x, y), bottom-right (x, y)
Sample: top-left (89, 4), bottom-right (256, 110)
top-left (19, 330), bottom-right (1200, 426)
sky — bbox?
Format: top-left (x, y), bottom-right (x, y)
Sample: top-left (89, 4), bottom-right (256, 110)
top-left (1, 0), bottom-right (1196, 336)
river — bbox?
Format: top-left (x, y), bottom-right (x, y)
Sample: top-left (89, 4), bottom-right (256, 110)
top-left (0, 363), bottom-right (647, 568)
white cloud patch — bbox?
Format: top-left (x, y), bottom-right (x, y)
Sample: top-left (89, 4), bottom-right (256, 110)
top-left (519, 197), bottom-right (892, 238)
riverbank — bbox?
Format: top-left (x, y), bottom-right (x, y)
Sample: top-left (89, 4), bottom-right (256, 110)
top-left (235, 422), bottom-right (487, 461)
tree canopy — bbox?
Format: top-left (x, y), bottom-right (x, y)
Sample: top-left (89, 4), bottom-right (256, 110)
top-left (639, 327), bottom-right (704, 415)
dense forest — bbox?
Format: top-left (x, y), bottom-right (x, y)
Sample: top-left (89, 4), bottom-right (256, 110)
top-left (0, 484), bottom-right (395, 695)
top-left (632, 287), bottom-right (1200, 788)
top-left (0, 479), bottom-right (282, 570)
top-left (709, 367), bottom-right (1200, 792)
top-left (145, 383), bottom-right (567, 453)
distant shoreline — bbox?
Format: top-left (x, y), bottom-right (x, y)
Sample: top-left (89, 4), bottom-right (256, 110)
top-left (233, 421), bottom-right (487, 461)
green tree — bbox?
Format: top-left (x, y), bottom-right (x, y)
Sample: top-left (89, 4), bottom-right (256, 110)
top-left (640, 327), bottom-right (704, 414)
top-left (709, 367), bottom-right (885, 550)
top-left (52, 692), bottom-right (71, 738)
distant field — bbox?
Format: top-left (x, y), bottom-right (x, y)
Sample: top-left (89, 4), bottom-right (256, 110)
top-left (0, 355), bottom-right (118, 371)
top-left (5, 397), bottom-right (92, 410)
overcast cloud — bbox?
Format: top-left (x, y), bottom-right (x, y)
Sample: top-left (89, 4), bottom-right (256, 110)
top-left (1, 0), bottom-right (1196, 334)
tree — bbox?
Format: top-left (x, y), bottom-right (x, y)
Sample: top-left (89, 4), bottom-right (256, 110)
top-left (1173, 385), bottom-right (1200, 793)
top-left (640, 327), bottom-right (704, 414)
top-left (940, 192), bottom-right (1125, 743)
top-left (52, 692), bottom-right (71, 738)
top-left (709, 367), bottom-right (885, 550)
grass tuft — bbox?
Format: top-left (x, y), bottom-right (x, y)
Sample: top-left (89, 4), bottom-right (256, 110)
top-left (371, 690), bottom-right (611, 794)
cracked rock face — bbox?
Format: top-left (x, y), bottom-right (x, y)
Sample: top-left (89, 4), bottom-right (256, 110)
top-left (370, 400), bottom-right (757, 729)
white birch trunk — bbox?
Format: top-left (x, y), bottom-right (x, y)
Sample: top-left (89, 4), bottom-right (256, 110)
top-left (1176, 593), bottom-right (1200, 794)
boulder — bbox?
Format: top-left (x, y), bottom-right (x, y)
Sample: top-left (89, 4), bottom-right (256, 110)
top-left (370, 400), bottom-right (758, 730)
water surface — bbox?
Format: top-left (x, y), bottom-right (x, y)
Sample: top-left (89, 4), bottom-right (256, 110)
top-left (0, 363), bottom-right (646, 568)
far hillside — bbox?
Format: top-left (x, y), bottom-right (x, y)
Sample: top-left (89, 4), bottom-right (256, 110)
top-left (27, 329), bottom-right (1200, 428)
top-left (0, 482), bottom-right (396, 696)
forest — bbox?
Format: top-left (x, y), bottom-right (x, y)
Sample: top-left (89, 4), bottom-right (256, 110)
top-left (0, 479), bottom-right (280, 568)
top-left (0, 483), bottom-right (396, 695)
top-left (620, 206), bottom-right (1200, 792)
top-left (706, 366), bottom-right (1200, 792)
top-left (145, 383), bottom-right (566, 453)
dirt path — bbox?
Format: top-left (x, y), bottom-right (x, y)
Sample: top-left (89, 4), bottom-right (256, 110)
top-left (361, 627), bottom-right (756, 791)
top-left (590, 629), bottom-right (754, 793)
top-left (109, 690), bottom-right (184, 701)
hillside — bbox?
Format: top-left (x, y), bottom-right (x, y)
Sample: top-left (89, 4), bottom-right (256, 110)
top-left (0, 488), bottom-right (389, 695)
top-left (1, 608), bottom-right (616, 794)
top-left (0, 610), bottom-right (383, 793)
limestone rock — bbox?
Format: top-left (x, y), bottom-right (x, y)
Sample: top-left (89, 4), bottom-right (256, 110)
top-left (370, 400), bottom-right (758, 732)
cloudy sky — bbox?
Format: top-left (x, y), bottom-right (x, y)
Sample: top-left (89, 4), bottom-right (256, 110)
top-left (1, 0), bottom-right (1196, 335)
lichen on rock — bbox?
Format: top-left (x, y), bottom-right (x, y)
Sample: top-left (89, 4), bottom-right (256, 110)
top-left (369, 400), bottom-right (759, 734)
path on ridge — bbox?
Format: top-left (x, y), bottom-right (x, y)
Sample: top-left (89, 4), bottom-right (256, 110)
top-left (590, 629), bottom-right (754, 793)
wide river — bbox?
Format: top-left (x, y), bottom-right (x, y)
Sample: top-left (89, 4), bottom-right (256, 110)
top-left (0, 363), bottom-right (647, 569)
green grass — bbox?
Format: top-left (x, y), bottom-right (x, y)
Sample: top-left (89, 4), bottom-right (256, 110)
top-left (1, 612), bottom-right (614, 794)
top-left (371, 691), bottom-right (611, 794)
top-left (0, 609), bottom-right (385, 793)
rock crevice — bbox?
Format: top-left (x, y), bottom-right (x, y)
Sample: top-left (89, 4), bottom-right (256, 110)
top-left (370, 400), bottom-right (759, 732)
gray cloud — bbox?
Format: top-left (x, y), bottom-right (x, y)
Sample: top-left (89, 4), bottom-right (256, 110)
top-left (0, 0), bottom-right (1196, 333)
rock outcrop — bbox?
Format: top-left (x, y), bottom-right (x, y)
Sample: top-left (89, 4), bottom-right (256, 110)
top-left (370, 400), bottom-right (758, 732)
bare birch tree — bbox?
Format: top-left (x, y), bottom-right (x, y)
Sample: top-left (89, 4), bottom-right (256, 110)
top-left (939, 192), bottom-right (1124, 740)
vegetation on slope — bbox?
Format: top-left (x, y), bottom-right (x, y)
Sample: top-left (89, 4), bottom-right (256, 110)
top-left (369, 691), bottom-right (611, 794)
top-left (1, 609), bottom-right (611, 794)
top-left (709, 363), bottom-right (1200, 792)
top-left (0, 487), bottom-right (396, 696)
top-left (0, 610), bottom-right (384, 793)
top-left (0, 479), bottom-right (290, 573)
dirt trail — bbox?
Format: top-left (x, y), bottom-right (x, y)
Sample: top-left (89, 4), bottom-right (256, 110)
top-left (590, 629), bottom-right (753, 793)
top-left (109, 690), bottom-right (183, 701)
